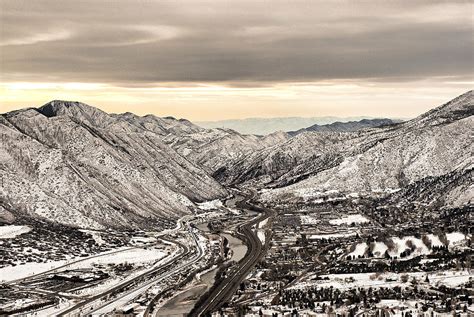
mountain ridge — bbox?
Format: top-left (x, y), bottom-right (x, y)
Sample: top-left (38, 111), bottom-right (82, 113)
top-left (215, 90), bottom-right (473, 209)
top-left (196, 116), bottom-right (406, 135)
top-left (0, 101), bottom-right (228, 229)
top-left (1, 91), bottom-right (472, 230)
top-left (288, 118), bottom-right (398, 136)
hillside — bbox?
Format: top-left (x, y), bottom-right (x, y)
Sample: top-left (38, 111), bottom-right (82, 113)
top-left (163, 129), bottom-right (288, 174)
top-left (0, 101), bottom-right (227, 229)
top-left (216, 91), bottom-right (473, 208)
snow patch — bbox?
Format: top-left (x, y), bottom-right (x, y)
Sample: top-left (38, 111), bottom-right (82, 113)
top-left (309, 232), bottom-right (356, 239)
top-left (0, 225), bottom-right (31, 238)
top-left (329, 214), bottom-right (370, 225)
top-left (300, 215), bottom-right (320, 225)
top-left (446, 232), bottom-right (466, 245)
top-left (197, 199), bottom-right (223, 210)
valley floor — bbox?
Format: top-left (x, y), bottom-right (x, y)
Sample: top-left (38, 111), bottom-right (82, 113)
top-left (0, 190), bottom-right (472, 317)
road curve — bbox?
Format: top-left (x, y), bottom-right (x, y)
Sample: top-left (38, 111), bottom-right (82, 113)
top-left (190, 193), bottom-right (274, 317)
top-left (57, 237), bottom-right (188, 316)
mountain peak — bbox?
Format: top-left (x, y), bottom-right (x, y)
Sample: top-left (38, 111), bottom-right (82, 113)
top-left (38, 100), bottom-right (102, 117)
top-left (414, 90), bottom-right (473, 125)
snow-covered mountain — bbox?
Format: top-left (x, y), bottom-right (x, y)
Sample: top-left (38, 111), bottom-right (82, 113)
top-left (163, 129), bottom-right (288, 174)
top-left (216, 91), bottom-right (473, 208)
top-left (288, 118), bottom-right (398, 136)
top-left (196, 116), bottom-right (386, 135)
top-left (1, 91), bottom-right (471, 230)
top-left (0, 101), bottom-right (227, 229)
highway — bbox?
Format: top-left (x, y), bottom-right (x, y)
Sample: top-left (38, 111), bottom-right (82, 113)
top-left (146, 228), bottom-right (205, 317)
top-left (56, 234), bottom-right (193, 316)
top-left (36, 191), bottom-right (270, 317)
top-left (7, 246), bottom-right (140, 286)
top-left (189, 192), bottom-right (274, 317)
top-left (89, 227), bottom-right (205, 316)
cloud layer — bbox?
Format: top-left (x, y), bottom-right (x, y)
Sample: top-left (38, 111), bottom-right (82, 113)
top-left (1, 0), bottom-right (472, 86)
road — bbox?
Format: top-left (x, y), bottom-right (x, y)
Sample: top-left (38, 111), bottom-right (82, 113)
top-left (146, 228), bottom-right (205, 316)
top-left (189, 192), bottom-right (274, 317)
top-left (56, 237), bottom-right (188, 316)
top-left (7, 246), bottom-right (140, 285)
top-left (89, 227), bottom-right (205, 316)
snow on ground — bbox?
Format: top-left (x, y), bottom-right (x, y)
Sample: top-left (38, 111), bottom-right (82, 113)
top-left (226, 207), bottom-right (241, 215)
top-left (300, 215), bottom-right (320, 225)
top-left (348, 243), bottom-right (368, 257)
top-left (426, 234), bottom-right (444, 247)
top-left (446, 232), bottom-right (466, 245)
top-left (346, 232), bottom-right (469, 259)
top-left (79, 229), bottom-right (105, 245)
top-left (309, 232), bottom-right (356, 239)
top-left (73, 248), bottom-right (166, 266)
top-left (257, 231), bottom-right (266, 244)
top-left (289, 189), bottom-right (341, 201)
top-left (290, 270), bottom-right (472, 290)
top-left (372, 241), bottom-right (388, 257)
top-left (197, 199), bottom-right (223, 210)
top-left (130, 236), bottom-right (158, 244)
top-left (329, 214), bottom-right (370, 225)
top-left (0, 225), bottom-right (31, 238)
top-left (0, 246), bottom-right (168, 283)
top-left (75, 247), bottom-right (178, 298)
top-left (258, 218), bottom-right (268, 228)
top-left (0, 260), bottom-right (68, 282)
top-left (391, 236), bottom-right (430, 257)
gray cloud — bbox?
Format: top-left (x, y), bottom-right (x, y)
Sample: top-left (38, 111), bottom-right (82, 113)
top-left (1, 0), bottom-right (472, 86)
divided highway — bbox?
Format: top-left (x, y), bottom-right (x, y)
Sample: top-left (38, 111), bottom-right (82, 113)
top-left (190, 193), bottom-right (274, 316)
top-left (57, 227), bottom-right (202, 316)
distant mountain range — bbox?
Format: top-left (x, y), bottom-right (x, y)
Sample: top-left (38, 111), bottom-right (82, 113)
top-left (288, 118), bottom-right (399, 136)
top-left (1, 91), bottom-right (472, 230)
top-left (196, 116), bottom-right (406, 135)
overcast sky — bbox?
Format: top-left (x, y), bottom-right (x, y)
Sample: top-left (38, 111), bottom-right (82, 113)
top-left (1, 0), bottom-right (472, 120)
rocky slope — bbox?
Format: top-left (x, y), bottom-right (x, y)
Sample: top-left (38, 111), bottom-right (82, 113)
top-left (163, 129), bottom-right (288, 174)
top-left (217, 91), bottom-right (473, 208)
top-left (114, 110), bottom-right (289, 174)
top-left (0, 101), bottom-right (228, 229)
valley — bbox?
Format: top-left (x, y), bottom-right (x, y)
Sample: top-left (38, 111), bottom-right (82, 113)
top-left (0, 91), bottom-right (472, 316)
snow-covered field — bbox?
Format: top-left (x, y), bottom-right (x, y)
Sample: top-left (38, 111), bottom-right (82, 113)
top-left (290, 270), bottom-right (472, 290)
top-left (74, 248), bottom-right (167, 266)
top-left (347, 232), bottom-right (470, 259)
top-left (348, 243), bottom-right (367, 257)
top-left (446, 232), bottom-right (467, 245)
top-left (197, 199), bottom-right (223, 210)
top-left (0, 247), bottom-right (168, 282)
top-left (309, 232), bottom-right (356, 239)
top-left (130, 236), bottom-right (158, 244)
top-left (0, 225), bottom-right (31, 238)
top-left (329, 214), bottom-right (370, 225)
top-left (300, 215), bottom-right (320, 225)
top-left (0, 260), bottom-right (68, 282)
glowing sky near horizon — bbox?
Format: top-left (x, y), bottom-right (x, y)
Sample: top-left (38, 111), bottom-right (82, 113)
top-left (1, 0), bottom-right (472, 121)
